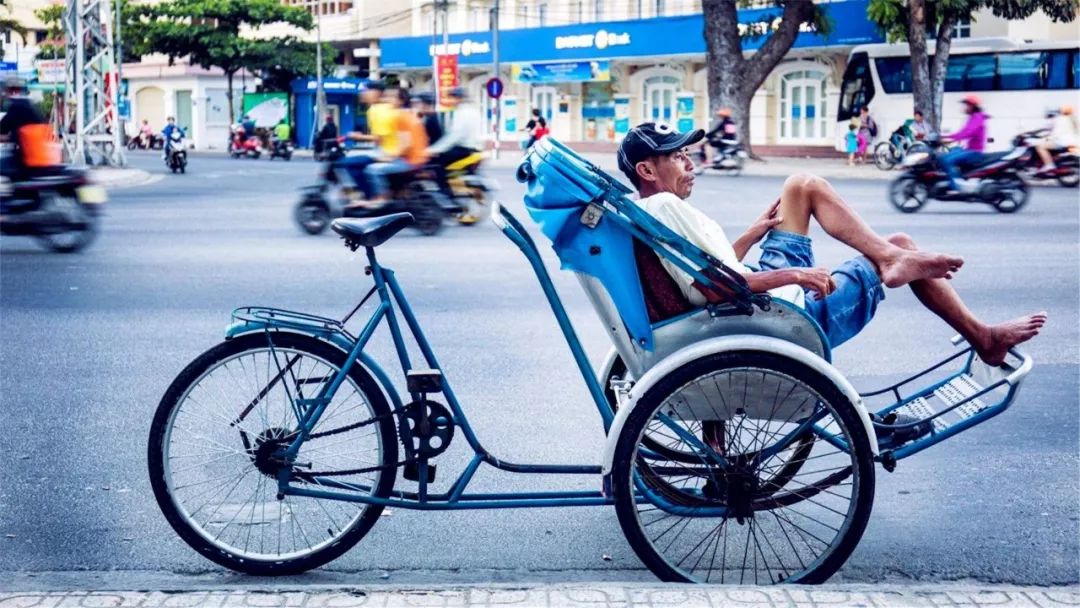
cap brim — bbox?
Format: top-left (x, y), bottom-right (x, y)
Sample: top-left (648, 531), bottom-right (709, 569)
top-left (655, 128), bottom-right (705, 152)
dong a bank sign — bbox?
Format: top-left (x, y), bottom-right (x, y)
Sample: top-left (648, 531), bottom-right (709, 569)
top-left (380, 0), bottom-right (880, 69)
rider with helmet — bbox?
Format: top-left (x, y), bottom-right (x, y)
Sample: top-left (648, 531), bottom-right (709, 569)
top-left (703, 108), bottom-right (738, 164)
top-left (941, 94), bottom-right (988, 193)
top-left (1034, 105), bottom-right (1078, 177)
top-left (426, 87), bottom-right (482, 197)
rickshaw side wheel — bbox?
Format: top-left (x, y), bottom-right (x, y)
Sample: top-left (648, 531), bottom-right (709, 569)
top-left (610, 351), bottom-right (875, 585)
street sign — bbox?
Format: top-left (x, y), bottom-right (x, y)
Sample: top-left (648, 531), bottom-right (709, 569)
top-left (0, 61), bottom-right (17, 73)
top-left (436, 55), bottom-right (459, 111)
top-left (118, 97), bottom-right (131, 121)
top-left (485, 77), bottom-right (504, 100)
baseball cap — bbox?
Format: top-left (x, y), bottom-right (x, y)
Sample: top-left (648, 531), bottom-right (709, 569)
top-left (617, 122), bottom-right (705, 184)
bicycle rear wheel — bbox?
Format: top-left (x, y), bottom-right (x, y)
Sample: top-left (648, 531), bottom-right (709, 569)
top-left (611, 351), bottom-right (875, 584)
top-left (148, 332), bottom-right (398, 575)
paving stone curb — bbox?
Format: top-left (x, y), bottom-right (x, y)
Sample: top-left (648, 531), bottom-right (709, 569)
top-left (2, 584), bottom-right (1078, 608)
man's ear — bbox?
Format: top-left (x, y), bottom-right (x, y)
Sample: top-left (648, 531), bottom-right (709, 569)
top-left (634, 159), bottom-right (656, 184)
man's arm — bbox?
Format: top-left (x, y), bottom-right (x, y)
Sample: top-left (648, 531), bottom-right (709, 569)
top-left (693, 267), bottom-right (835, 303)
top-left (731, 199), bottom-right (783, 260)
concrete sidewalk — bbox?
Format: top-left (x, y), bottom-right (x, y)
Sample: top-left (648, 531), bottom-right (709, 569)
top-left (88, 167), bottom-right (159, 189)
top-left (1, 584), bottom-right (1077, 607)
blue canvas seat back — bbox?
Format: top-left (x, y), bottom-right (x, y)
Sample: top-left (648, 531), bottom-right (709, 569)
top-left (516, 138), bottom-right (655, 350)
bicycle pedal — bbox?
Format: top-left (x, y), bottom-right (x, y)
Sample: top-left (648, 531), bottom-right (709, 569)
top-left (403, 462), bottom-right (436, 482)
top-left (406, 369), bottom-right (443, 394)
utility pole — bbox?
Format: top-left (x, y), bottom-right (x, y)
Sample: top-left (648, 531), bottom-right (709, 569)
top-left (115, 0), bottom-right (124, 145)
top-left (491, 0), bottom-right (500, 160)
top-left (314, 2), bottom-right (325, 148)
top-left (63, 0), bottom-right (125, 167)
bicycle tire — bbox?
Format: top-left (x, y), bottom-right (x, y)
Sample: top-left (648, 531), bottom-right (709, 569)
top-left (148, 332), bottom-right (398, 575)
top-left (611, 351), bottom-right (875, 584)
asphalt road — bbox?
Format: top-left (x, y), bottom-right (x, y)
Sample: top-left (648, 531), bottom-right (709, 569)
top-left (1, 151), bottom-right (1077, 589)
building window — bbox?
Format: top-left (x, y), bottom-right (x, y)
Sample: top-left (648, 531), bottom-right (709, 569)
top-left (636, 0), bottom-right (643, 17)
top-left (518, 5), bottom-right (530, 27)
top-left (538, 3), bottom-right (548, 25)
top-left (576, 1), bottom-right (585, 23)
top-left (953, 17), bottom-right (971, 39)
top-left (594, 0), bottom-right (603, 21)
top-left (778, 68), bottom-right (829, 141)
top-left (655, 0), bottom-right (666, 16)
top-left (470, 6), bottom-right (487, 31)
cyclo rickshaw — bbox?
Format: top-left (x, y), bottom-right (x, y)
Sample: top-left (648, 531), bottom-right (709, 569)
top-left (149, 137), bottom-right (1033, 584)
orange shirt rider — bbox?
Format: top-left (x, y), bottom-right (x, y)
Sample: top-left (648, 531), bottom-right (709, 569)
top-left (396, 106), bottom-right (429, 166)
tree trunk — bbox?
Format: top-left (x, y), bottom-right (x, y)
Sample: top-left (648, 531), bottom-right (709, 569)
top-left (906, 0), bottom-right (935, 130)
top-left (929, 13), bottom-right (957, 135)
top-left (226, 70), bottom-right (236, 128)
top-left (702, 0), bottom-right (815, 159)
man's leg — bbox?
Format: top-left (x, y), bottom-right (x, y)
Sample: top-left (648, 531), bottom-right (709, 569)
top-left (886, 232), bottom-right (1046, 365)
top-left (774, 173), bottom-right (963, 288)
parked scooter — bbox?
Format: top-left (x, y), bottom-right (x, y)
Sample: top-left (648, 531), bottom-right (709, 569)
top-left (164, 131), bottom-right (188, 174)
top-left (694, 136), bottom-right (748, 176)
top-left (889, 136), bottom-right (1029, 213)
top-left (1012, 128), bottom-right (1078, 188)
top-left (228, 126), bottom-right (262, 159)
top-left (126, 133), bottom-right (164, 150)
top-left (0, 152), bottom-right (106, 253)
top-left (269, 136), bottom-right (294, 161)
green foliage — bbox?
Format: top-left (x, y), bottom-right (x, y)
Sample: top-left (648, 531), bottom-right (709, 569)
top-left (255, 40), bottom-right (334, 92)
top-left (128, 0), bottom-right (315, 76)
top-left (32, 4), bottom-right (64, 58)
top-left (868, 0), bottom-right (1077, 41)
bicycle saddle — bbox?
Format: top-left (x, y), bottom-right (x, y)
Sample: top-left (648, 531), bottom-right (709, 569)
top-left (331, 213), bottom-right (414, 249)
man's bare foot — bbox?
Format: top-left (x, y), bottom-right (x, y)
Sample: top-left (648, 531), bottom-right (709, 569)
top-left (975, 312), bottom-right (1047, 366)
top-left (880, 250), bottom-right (964, 288)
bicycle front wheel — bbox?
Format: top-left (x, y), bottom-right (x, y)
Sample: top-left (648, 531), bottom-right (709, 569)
top-left (611, 351), bottom-right (875, 584)
top-left (148, 332), bottom-right (399, 575)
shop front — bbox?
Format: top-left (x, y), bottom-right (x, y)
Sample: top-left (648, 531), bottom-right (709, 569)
top-left (291, 77), bottom-right (370, 148)
top-left (379, 1), bottom-right (882, 149)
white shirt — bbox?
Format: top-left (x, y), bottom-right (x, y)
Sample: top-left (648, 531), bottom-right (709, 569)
top-left (428, 102), bottom-right (483, 154)
top-left (636, 192), bottom-right (805, 308)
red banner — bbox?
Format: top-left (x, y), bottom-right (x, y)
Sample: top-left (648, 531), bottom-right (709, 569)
top-left (436, 54), bottom-right (459, 111)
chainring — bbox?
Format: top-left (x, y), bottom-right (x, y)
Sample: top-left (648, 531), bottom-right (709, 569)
top-left (398, 399), bottom-right (454, 459)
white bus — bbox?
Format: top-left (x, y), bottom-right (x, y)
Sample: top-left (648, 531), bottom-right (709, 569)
top-left (836, 38), bottom-right (1080, 151)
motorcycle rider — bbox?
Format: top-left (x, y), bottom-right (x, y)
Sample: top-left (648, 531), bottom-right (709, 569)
top-left (0, 76), bottom-right (54, 184)
top-left (349, 87), bottom-right (429, 209)
top-left (941, 95), bottom-right (988, 194)
top-left (703, 107), bottom-right (739, 164)
top-left (426, 87), bottom-right (482, 197)
top-left (314, 113), bottom-right (338, 157)
top-left (1034, 105), bottom-right (1078, 177)
top-left (339, 80), bottom-right (393, 202)
top-left (161, 116), bottom-right (183, 160)
top-left (412, 91), bottom-right (443, 146)
top-left (272, 118), bottom-right (291, 154)
top-left (138, 119), bottom-right (154, 148)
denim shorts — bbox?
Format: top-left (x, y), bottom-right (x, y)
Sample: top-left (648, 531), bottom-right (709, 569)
top-left (757, 230), bottom-right (885, 348)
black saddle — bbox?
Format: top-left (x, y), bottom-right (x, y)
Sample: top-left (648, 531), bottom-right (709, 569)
top-left (331, 213), bottom-right (414, 249)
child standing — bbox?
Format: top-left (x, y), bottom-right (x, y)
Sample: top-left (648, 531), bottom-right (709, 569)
top-left (846, 123), bottom-right (859, 165)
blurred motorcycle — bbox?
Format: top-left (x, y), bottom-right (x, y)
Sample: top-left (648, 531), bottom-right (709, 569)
top-left (164, 131), bottom-right (188, 174)
top-left (1012, 128), bottom-right (1078, 188)
top-left (889, 136), bottom-right (1029, 213)
top-left (0, 152), bottom-right (105, 253)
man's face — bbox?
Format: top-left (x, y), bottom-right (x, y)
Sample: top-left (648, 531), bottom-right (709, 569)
top-left (637, 148), bottom-right (696, 198)
top-left (361, 89), bottom-right (381, 105)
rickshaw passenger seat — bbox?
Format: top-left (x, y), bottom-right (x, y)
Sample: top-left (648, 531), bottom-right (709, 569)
top-left (632, 238), bottom-right (694, 323)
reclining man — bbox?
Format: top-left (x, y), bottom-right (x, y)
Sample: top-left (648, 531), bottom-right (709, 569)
top-left (617, 122), bottom-right (1045, 369)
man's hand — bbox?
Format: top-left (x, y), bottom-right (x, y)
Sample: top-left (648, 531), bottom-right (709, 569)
top-left (732, 198), bottom-right (784, 260)
top-left (794, 268), bottom-right (836, 300)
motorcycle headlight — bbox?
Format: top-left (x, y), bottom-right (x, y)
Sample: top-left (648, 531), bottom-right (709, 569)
top-left (902, 152), bottom-right (929, 167)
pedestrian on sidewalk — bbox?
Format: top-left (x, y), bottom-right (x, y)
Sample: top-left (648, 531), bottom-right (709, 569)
top-left (856, 106), bottom-right (877, 163)
top-left (846, 123), bottom-right (859, 166)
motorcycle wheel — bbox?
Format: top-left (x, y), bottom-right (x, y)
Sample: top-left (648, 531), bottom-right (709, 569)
top-left (727, 155), bottom-right (744, 177)
top-left (179, 159), bottom-right (186, 174)
top-left (284, 152), bottom-right (293, 161)
top-left (294, 198), bottom-right (332, 235)
top-left (889, 175), bottom-right (929, 213)
top-left (35, 192), bottom-right (100, 253)
top-left (411, 193), bottom-right (445, 236)
top-left (1057, 159), bottom-right (1079, 188)
top-left (874, 142), bottom-right (897, 171)
top-left (993, 177), bottom-right (1029, 213)
top-left (126, 140), bottom-right (137, 151)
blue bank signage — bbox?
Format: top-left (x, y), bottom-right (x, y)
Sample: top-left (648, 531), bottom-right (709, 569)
top-left (380, 1), bottom-right (882, 69)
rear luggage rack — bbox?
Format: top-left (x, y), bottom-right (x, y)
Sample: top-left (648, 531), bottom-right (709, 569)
top-left (230, 306), bottom-right (353, 338)
top-left (861, 335), bottom-right (1033, 461)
